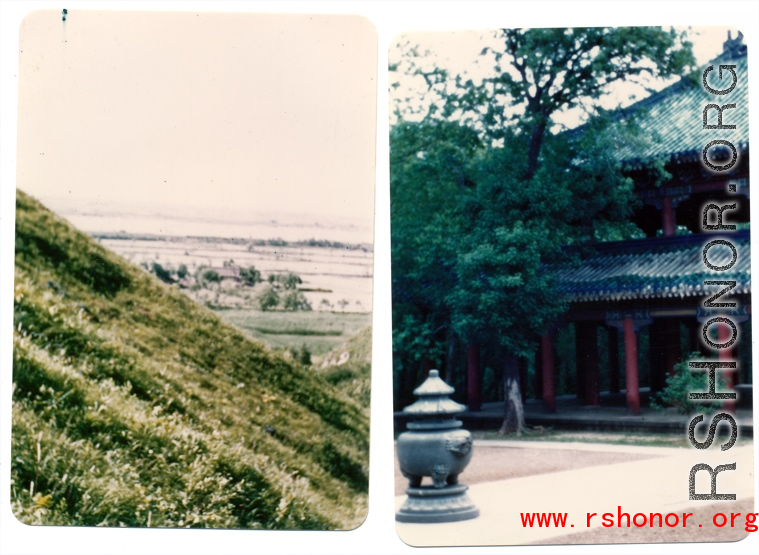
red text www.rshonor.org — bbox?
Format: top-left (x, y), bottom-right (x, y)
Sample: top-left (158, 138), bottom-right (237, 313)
top-left (520, 508), bottom-right (759, 532)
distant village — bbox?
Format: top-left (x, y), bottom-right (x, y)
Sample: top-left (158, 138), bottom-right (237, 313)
top-left (91, 232), bottom-right (373, 313)
top-left (144, 259), bottom-right (320, 312)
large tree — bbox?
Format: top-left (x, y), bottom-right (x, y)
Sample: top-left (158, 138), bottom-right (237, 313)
top-left (390, 120), bottom-right (481, 408)
top-left (390, 27), bottom-right (695, 432)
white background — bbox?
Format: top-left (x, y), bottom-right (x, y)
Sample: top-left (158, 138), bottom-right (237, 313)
top-left (1, 1), bottom-right (758, 554)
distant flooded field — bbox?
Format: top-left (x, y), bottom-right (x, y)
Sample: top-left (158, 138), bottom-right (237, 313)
top-left (50, 203), bottom-right (374, 314)
top-left (99, 235), bottom-right (374, 312)
top-left (52, 199), bottom-right (373, 244)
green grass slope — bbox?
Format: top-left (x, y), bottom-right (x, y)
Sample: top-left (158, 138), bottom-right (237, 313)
top-left (218, 309), bottom-right (372, 358)
top-left (319, 326), bottom-right (373, 409)
top-left (10, 191), bottom-right (369, 530)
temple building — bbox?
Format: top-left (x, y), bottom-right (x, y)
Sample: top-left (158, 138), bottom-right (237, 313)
top-left (538, 33), bottom-right (750, 415)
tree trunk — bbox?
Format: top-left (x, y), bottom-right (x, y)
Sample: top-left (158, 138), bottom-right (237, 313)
top-left (499, 353), bottom-right (525, 435)
top-left (525, 116), bottom-right (549, 181)
top-left (446, 327), bottom-right (456, 383)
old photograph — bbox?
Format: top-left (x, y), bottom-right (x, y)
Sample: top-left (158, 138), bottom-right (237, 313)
top-left (389, 25), bottom-right (753, 546)
top-left (10, 9), bottom-right (376, 530)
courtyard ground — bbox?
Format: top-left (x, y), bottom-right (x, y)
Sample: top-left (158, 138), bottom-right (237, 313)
top-left (394, 439), bottom-right (756, 547)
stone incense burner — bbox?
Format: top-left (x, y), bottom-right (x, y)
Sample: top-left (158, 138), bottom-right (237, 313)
top-left (396, 370), bottom-right (479, 523)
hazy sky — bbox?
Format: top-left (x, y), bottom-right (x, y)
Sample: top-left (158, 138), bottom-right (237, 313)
top-left (16, 10), bottom-right (377, 221)
top-left (389, 26), bottom-right (733, 130)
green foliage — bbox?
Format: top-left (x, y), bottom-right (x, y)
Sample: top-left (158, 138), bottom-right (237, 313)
top-left (258, 287), bottom-right (280, 312)
top-left (393, 27), bottom-right (695, 145)
top-left (292, 344), bottom-right (312, 366)
top-left (390, 120), bottom-right (481, 378)
top-left (256, 277), bottom-right (311, 312)
top-left (283, 291), bottom-right (312, 312)
top-left (197, 267), bottom-right (221, 287)
top-left (268, 272), bottom-right (303, 290)
top-left (11, 191), bottom-right (368, 530)
top-left (389, 27), bottom-right (695, 411)
top-left (319, 327), bottom-right (372, 409)
top-left (239, 265), bottom-right (262, 286)
top-left (177, 263), bottom-right (189, 280)
top-left (651, 354), bottom-right (726, 415)
top-left (390, 118), bottom-right (639, 365)
top-left (151, 262), bottom-right (174, 284)
top-left (14, 193), bottom-right (131, 297)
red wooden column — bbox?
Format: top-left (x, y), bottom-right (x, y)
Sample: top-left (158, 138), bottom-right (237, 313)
top-left (623, 317), bottom-right (641, 416)
top-left (607, 311), bottom-right (651, 415)
top-left (467, 343), bottom-right (481, 412)
top-left (541, 334), bottom-right (556, 413)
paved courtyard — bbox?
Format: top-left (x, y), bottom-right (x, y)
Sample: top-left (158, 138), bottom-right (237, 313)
top-left (395, 440), bottom-right (756, 547)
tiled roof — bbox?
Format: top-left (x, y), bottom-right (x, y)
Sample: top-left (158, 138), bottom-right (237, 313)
top-left (556, 231), bottom-right (751, 303)
top-left (608, 51), bottom-right (749, 165)
top-left (213, 266), bottom-right (241, 279)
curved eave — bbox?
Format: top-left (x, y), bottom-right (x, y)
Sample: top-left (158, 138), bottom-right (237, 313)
top-left (622, 142), bottom-right (750, 172)
top-left (563, 281), bottom-right (751, 304)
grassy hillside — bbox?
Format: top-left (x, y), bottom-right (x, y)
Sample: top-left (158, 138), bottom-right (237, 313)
top-left (319, 327), bottom-right (373, 408)
top-left (10, 191), bottom-right (369, 530)
top-left (217, 309), bottom-right (372, 358)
